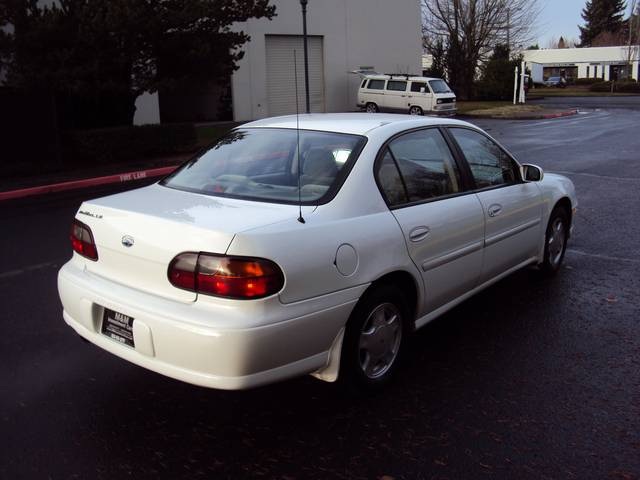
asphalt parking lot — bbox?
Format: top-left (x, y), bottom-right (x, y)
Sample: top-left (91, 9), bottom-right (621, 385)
top-left (1, 100), bottom-right (639, 479)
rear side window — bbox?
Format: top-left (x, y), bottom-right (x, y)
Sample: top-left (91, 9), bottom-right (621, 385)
top-left (448, 128), bottom-right (518, 188)
top-left (377, 129), bottom-right (462, 206)
top-left (387, 80), bottom-right (407, 91)
top-left (367, 79), bottom-right (385, 90)
top-left (377, 151), bottom-right (408, 206)
top-left (360, 79), bottom-right (367, 88)
top-left (410, 82), bottom-right (427, 92)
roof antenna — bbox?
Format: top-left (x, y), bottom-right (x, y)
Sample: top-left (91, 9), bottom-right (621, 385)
top-left (294, 49), bottom-right (305, 224)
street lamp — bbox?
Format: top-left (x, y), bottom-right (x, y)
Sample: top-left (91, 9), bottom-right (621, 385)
top-left (300, 0), bottom-right (310, 113)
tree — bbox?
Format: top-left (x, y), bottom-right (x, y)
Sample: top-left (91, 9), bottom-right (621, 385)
top-left (579, 0), bottom-right (627, 47)
top-left (423, 38), bottom-right (446, 78)
top-left (546, 36), bottom-right (578, 48)
top-left (624, 0), bottom-right (639, 72)
top-left (476, 44), bottom-right (520, 100)
top-left (421, 0), bottom-right (541, 100)
top-left (0, 0), bottom-right (276, 128)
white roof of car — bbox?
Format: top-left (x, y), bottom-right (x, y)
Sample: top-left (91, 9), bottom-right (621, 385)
top-left (364, 75), bottom-right (442, 81)
top-left (242, 113), bottom-right (471, 136)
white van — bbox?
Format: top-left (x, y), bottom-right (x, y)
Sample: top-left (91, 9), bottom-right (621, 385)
top-left (357, 74), bottom-right (456, 115)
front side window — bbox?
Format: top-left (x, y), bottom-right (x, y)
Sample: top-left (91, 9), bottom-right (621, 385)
top-left (428, 79), bottom-right (452, 94)
top-left (448, 128), bottom-right (518, 189)
top-left (411, 82), bottom-right (427, 93)
top-left (162, 128), bottom-right (366, 204)
top-left (368, 79), bottom-right (385, 90)
top-left (387, 80), bottom-right (408, 91)
top-left (377, 129), bottom-right (462, 205)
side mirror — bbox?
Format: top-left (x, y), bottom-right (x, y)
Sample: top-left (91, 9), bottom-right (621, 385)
top-left (420, 87), bottom-right (426, 93)
top-left (521, 164), bottom-right (544, 182)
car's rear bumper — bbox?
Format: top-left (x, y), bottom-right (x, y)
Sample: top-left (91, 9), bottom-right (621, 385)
top-left (58, 261), bottom-right (363, 390)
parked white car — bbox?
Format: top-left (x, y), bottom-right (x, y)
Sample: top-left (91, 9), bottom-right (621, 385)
top-left (357, 74), bottom-right (457, 115)
top-left (58, 113), bottom-right (576, 390)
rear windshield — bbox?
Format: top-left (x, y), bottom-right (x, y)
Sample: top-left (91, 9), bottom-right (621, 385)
top-left (161, 128), bottom-right (367, 205)
top-left (428, 79), bottom-right (452, 94)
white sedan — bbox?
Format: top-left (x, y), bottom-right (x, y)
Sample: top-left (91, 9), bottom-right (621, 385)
top-left (58, 114), bottom-right (577, 390)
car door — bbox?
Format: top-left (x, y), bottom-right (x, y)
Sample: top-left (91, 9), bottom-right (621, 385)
top-left (408, 81), bottom-right (431, 111)
top-left (385, 80), bottom-right (409, 112)
top-left (376, 128), bottom-right (485, 313)
top-left (446, 127), bottom-right (543, 283)
top-left (363, 78), bottom-right (387, 109)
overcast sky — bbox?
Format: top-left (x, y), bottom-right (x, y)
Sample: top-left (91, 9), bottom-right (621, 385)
top-left (537, 0), bottom-right (635, 47)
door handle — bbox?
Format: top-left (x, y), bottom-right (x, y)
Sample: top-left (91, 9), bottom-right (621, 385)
top-left (409, 226), bottom-right (430, 242)
top-left (488, 204), bottom-right (503, 217)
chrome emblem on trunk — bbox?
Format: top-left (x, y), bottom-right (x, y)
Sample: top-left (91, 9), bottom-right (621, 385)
top-left (121, 235), bottom-right (135, 247)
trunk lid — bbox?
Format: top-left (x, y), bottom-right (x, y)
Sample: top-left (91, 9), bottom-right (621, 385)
top-left (77, 184), bottom-right (299, 302)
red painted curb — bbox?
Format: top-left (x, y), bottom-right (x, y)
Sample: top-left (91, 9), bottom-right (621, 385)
top-left (0, 165), bottom-right (178, 202)
top-left (541, 109), bottom-right (578, 119)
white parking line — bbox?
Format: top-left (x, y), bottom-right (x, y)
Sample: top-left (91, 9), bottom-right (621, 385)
top-left (0, 261), bottom-right (60, 280)
top-left (566, 249), bottom-right (640, 264)
top-left (527, 113), bottom-right (607, 128)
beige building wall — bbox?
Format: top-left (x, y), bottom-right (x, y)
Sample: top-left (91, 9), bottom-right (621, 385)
top-left (231, 0), bottom-right (423, 121)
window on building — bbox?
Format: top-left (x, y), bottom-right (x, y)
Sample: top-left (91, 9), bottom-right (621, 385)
top-left (387, 80), bottom-right (408, 91)
top-left (368, 79), bottom-right (385, 90)
top-left (594, 66), bottom-right (598, 78)
top-left (586, 66), bottom-right (590, 78)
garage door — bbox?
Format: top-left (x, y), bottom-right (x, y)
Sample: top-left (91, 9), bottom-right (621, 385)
top-left (265, 35), bottom-right (325, 116)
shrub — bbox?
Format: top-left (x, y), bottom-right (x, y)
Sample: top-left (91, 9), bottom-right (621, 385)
top-left (590, 81), bottom-right (614, 92)
top-left (65, 123), bottom-right (197, 164)
top-left (575, 77), bottom-right (601, 85)
top-left (617, 81), bottom-right (640, 93)
top-left (589, 80), bottom-right (640, 93)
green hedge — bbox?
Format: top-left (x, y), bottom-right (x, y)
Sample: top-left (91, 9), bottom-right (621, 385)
top-left (65, 123), bottom-right (197, 164)
top-left (590, 80), bottom-right (640, 93)
top-left (574, 77), bottom-right (601, 85)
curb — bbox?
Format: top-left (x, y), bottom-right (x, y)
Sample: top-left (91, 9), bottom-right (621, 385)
top-left (0, 165), bottom-right (178, 202)
top-left (461, 108), bottom-right (578, 120)
top-left (540, 109), bottom-right (579, 119)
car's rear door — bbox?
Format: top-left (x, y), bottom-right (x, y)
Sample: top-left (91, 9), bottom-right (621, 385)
top-left (446, 127), bottom-right (543, 283)
top-left (376, 127), bottom-right (485, 314)
top-left (384, 80), bottom-right (409, 112)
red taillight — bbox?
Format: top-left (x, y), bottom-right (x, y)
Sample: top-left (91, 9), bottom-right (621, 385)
top-left (70, 219), bottom-right (98, 261)
top-left (168, 252), bottom-right (284, 300)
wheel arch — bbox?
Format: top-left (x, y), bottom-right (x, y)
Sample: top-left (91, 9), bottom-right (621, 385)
top-left (367, 269), bottom-right (420, 329)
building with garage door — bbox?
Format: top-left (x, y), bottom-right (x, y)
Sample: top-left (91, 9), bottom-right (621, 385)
top-left (133, 0), bottom-right (422, 124)
top-left (229, 0), bottom-right (423, 121)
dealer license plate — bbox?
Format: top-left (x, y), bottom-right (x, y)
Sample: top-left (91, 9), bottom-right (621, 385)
top-left (101, 308), bottom-right (135, 348)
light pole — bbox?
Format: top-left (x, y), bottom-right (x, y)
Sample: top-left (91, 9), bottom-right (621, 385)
top-left (300, 0), bottom-right (310, 113)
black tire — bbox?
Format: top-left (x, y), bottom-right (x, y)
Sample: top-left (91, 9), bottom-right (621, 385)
top-left (339, 284), bottom-right (410, 390)
top-left (540, 206), bottom-right (569, 275)
top-left (365, 102), bottom-right (379, 113)
top-left (409, 105), bottom-right (423, 116)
